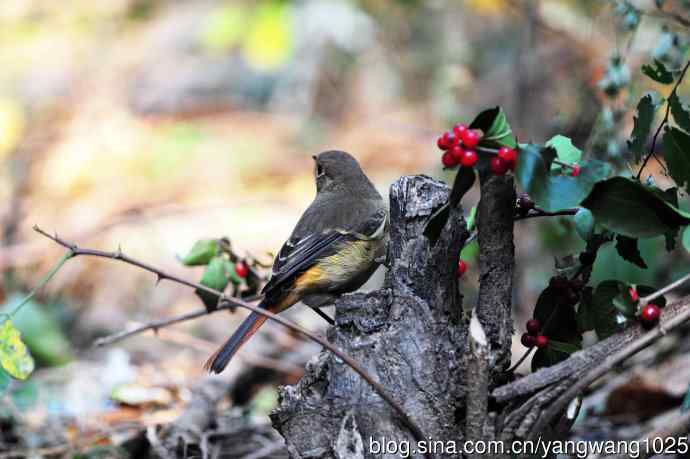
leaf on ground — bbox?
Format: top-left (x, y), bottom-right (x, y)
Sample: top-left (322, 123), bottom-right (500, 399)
top-left (627, 94), bottom-right (657, 163)
top-left (615, 235), bottom-right (648, 269)
top-left (0, 320), bottom-right (35, 380)
top-left (581, 177), bottom-right (690, 238)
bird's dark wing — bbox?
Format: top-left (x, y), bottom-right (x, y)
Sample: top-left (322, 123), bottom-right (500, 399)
top-left (261, 207), bottom-right (387, 299)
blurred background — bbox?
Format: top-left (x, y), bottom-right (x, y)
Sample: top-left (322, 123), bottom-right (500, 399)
top-left (1, 0), bottom-right (690, 457)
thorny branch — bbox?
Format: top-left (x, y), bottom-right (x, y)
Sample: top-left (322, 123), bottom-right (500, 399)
top-left (33, 225), bottom-right (431, 454)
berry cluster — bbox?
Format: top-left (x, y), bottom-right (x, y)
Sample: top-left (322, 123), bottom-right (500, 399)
top-left (437, 124), bottom-right (518, 175)
top-left (521, 319), bottom-right (548, 349)
top-left (629, 287), bottom-right (662, 329)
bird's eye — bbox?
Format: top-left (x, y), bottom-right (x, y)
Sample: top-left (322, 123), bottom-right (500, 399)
top-left (316, 164), bottom-right (325, 177)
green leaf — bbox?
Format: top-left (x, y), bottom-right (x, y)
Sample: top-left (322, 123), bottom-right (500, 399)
top-left (181, 239), bottom-right (219, 266)
top-left (533, 286), bottom-right (582, 345)
top-left (2, 295), bottom-right (72, 366)
top-left (0, 367), bottom-right (10, 396)
top-left (581, 177), bottom-right (690, 238)
top-left (195, 257), bottom-right (230, 309)
top-left (548, 339), bottom-right (581, 354)
top-left (466, 206), bottom-right (477, 232)
top-left (615, 235), bottom-right (648, 269)
top-left (574, 208), bottom-right (594, 241)
top-left (682, 226), bottom-right (690, 253)
top-left (642, 60), bottom-right (674, 84)
top-left (664, 127), bottom-right (690, 193)
top-left (516, 144), bottom-right (611, 212)
top-left (627, 94), bottom-right (657, 163)
top-left (0, 321), bottom-right (34, 380)
top-left (669, 91), bottom-right (690, 133)
top-left (469, 106), bottom-right (517, 149)
top-left (584, 280), bottom-right (625, 339)
top-left (424, 167), bottom-right (475, 242)
top-left (546, 135), bottom-right (582, 171)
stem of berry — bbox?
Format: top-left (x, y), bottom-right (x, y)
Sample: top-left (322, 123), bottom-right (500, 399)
top-left (505, 346), bottom-right (536, 373)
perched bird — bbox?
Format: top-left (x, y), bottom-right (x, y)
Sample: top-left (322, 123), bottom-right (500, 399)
top-left (205, 150), bottom-right (387, 373)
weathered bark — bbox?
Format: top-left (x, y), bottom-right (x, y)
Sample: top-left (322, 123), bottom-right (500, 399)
top-left (272, 175), bottom-right (470, 458)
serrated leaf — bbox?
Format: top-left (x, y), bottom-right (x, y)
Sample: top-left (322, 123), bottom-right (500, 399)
top-left (581, 177), bottom-right (690, 238)
top-left (669, 91), bottom-right (690, 133)
top-left (0, 321), bottom-right (34, 380)
top-left (615, 235), bottom-right (648, 269)
top-left (469, 106), bottom-right (517, 149)
top-left (642, 60), bottom-right (674, 84)
top-left (181, 239), bottom-right (219, 266)
top-left (195, 257), bottom-right (230, 309)
top-left (574, 208), bottom-right (594, 241)
top-left (516, 144), bottom-right (611, 212)
top-left (627, 94), bottom-right (657, 163)
top-left (664, 127), bottom-right (690, 193)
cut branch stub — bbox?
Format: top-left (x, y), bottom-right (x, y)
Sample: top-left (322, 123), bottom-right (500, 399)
top-left (272, 175), bottom-right (470, 458)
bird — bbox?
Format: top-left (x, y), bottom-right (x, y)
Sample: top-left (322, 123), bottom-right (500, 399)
top-left (204, 150), bottom-right (387, 373)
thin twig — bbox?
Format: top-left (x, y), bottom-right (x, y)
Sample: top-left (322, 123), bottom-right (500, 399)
top-left (505, 346), bottom-right (535, 374)
top-left (640, 269), bottom-right (690, 306)
top-left (33, 225), bottom-right (431, 454)
top-left (0, 251), bottom-right (74, 323)
top-left (514, 207), bottom-right (579, 221)
top-left (636, 59), bottom-right (690, 180)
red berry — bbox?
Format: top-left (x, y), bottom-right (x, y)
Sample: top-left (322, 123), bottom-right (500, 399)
top-left (235, 261), bottom-right (249, 278)
top-left (460, 129), bottom-right (481, 149)
top-left (526, 319), bottom-right (541, 336)
top-left (640, 304), bottom-right (661, 328)
top-left (490, 157), bottom-right (509, 175)
top-left (498, 147), bottom-right (517, 170)
top-left (570, 163), bottom-right (581, 177)
top-left (535, 335), bottom-right (548, 349)
top-left (453, 123), bottom-right (467, 137)
top-left (460, 149), bottom-right (478, 168)
top-left (521, 333), bottom-right (536, 348)
top-left (629, 287), bottom-right (639, 303)
top-left (450, 145), bottom-right (465, 162)
top-left (437, 135), bottom-right (450, 150)
top-left (441, 151), bottom-right (457, 168)
top-left (457, 260), bottom-right (467, 277)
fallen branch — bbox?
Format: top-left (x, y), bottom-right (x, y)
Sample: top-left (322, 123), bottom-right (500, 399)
top-left (33, 225), bottom-right (431, 454)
